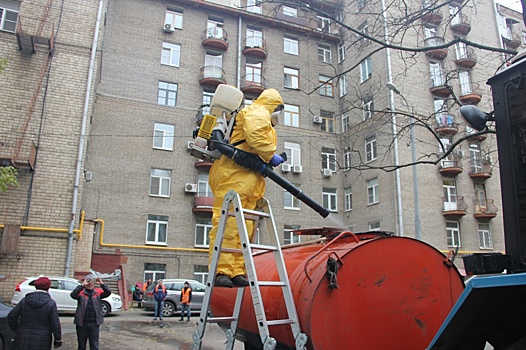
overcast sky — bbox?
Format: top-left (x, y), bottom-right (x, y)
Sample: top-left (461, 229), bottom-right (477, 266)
top-left (496, 0), bottom-right (523, 12)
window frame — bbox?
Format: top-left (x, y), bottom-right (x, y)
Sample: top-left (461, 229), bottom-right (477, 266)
top-left (478, 223), bottom-right (492, 249)
top-left (317, 15), bottom-right (331, 33)
top-left (195, 220), bottom-right (212, 248)
top-left (282, 5), bottom-right (297, 17)
top-left (284, 225), bottom-right (301, 245)
top-left (284, 67), bottom-right (299, 89)
top-left (343, 147), bottom-right (351, 171)
top-left (157, 81), bottom-right (178, 107)
top-left (342, 114), bottom-right (350, 132)
top-left (322, 147), bottom-right (336, 172)
top-left (146, 215), bottom-right (168, 245)
top-left (360, 57), bottom-right (372, 83)
top-left (322, 187), bottom-right (337, 212)
top-left (0, 3), bottom-right (19, 33)
top-left (367, 177), bottom-right (379, 205)
top-left (320, 110), bottom-right (335, 133)
top-left (318, 75), bottom-right (334, 97)
top-left (165, 8), bottom-right (183, 30)
top-left (149, 169), bottom-right (172, 197)
top-left (344, 186), bottom-right (353, 211)
top-left (338, 42), bottom-right (346, 63)
top-left (363, 99), bottom-right (374, 120)
top-left (284, 142), bottom-right (301, 166)
top-left (284, 34), bottom-right (299, 55)
top-left (318, 43), bottom-right (332, 63)
top-left (153, 123), bottom-right (175, 151)
top-left (284, 104), bottom-right (300, 127)
top-left (339, 74), bottom-right (347, 97)
top-left (161, 42), bottom-right (181, 67)
top-left (446, 221), bottom-right (461, 248)
top-left (247, 0), bottom-right (262, 13)
top-left (284, 189), bottom-right (301, 210)
top-left (365, 135), bottom-right (377, 162)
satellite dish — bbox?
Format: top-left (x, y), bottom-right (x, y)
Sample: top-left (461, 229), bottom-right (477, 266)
top-left (459, 105), bottom-right (488, 131)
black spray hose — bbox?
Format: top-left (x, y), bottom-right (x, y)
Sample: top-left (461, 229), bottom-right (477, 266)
top-left (211, 131), bottom-right (330, 218)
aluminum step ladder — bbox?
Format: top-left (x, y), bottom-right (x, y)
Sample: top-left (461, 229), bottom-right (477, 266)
top-left (192, 190), bottom-right (307, 350)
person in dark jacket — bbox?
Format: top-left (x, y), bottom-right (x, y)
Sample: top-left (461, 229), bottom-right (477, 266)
top-left (132, 284), bottom-right (143, 308)
top-left (70, 277), bottom-right (111, 350)
top-left (7, 276), bottom-right (62, 350)
top-left (152, 280), bottom-right (167, 321)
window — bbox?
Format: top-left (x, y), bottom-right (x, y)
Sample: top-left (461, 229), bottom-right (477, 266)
top-left (469, 144), bottom-right (482, 173)
top-left (459, 69), bottom-right (472, 95)
top-left (434, 99), bottom-right (448, 126)
top-left (478, 223), bottom-right (492, 249)
top-left (246, 28), bottom-right (263, 48)
top-left (358, 22), bottom-right (369, 44)
top-left (0, 1), bottom-right (19, 32)
top-left (203, 52), bottom-right (224, 80)
top-left (344, 187), bottom-right (352, 211)
top-left (193, 265), bottom-right (209, 284)
top-left (318, 43), bottom-right (332, 63)
top-left (369, 221), bottom-right (381, 231)
top-left (161, 42), bottom-right (181, 67)
top-left (455, 41), bottom-right (468, 60)
top-left (207, 18), bottom-right (224, 39)
top-left (158, 81), bottom-right (178, 107)
top-left (363, 99), bottom-right (374, 120)
top-left (322, 147), bottom-right (336, 172)
top-left (339, 74), bottom-right (347, 97)
top-left (146, 215), bottom-right (168, 245)
top-left (197, 173), bottom-right (212, 197)
top-left (282, 6), bottom-right (297, 17)
top-left (247, 0), bottom-right (262, 13)
top-left (153, 123), bottom-right (174, 150)
top-left (357, 0), bottom-right (367, 12)
top-left (365, 135), bottom-right (377, 162)
top-left (284, 225), bottom-right (301, 245)
top-left (446, 221), bottom-right (461, 247)
top-left (342, 114), bottom-right (350, 132)
top-left (284, 189), bottom-right (301, 209)
top-left (284, 35), bottom-right (299, 55)
top-left (319, 75), bottom-right (334, 97)
top-left (360, 58), bottom-right (372, 82)
top-left (317, 16), bottom-right (331, 33)
top-left (338, 43), bottom-right (346, 63)
top-left (367, 177), bottom-right (379, 205)
top-left (202, 91), bottom-right (213, 115)
top-left (284, 104), bottom-right (300, 127)
top-left (245, 60), bottom-right (262, 84)
top-left (474, 183), bottom-right (487, 212)
top-left (443, 178), bottom-right (457, 211)
top-left (323, 188), bottom-right (337, 212)
top-left (320, 110), bottom-right (334, 133)
top-left (195, 218), bottom-right (212, 247)
top-left (284, 67), bottom-right (299, 89)
top-left (430, 62), bottom-right (444, 87)
top-left (343, 147), bottom-right (351, 171)
top-left (284, 142), bottom-right (301, 166)
top-left (144, 263), bottom-right (166, 282)
top-left (150, 169), bottom-right (171, 197)
top-left (165, 8), bottom-right (183, 30)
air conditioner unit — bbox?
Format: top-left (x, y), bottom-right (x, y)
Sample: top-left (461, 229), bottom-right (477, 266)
top-left (313, 116), bottom-right (323, 124)
top-left (163, 23), bottom-right (174, 33)
top-left (281, 163), bottom-right (292, 172)
top-left (185, 183), bottom-right (198, 193)
top-left (84, 171), bottom-right (93, 182)
top-left (187, 141), bottom-right (194, 150)
top-left (293, 165), bottom-right (303, 173)
top-left (322, 168), bottom-right (332, 177)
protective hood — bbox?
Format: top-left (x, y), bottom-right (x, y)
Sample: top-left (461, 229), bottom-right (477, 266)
top-left (25, 290), bottom-right (52, 309)
top-left (253, 88), bottom-right (284, 115)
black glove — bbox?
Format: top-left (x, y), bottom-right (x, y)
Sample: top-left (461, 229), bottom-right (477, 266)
top-left (54, 340), bottom-right (62, 348)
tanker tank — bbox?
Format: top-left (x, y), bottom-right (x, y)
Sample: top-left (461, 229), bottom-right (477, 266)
top-left (210, 228), bottom-right (465, 350)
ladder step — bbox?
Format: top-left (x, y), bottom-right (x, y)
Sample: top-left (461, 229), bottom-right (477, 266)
top-left (249, 243), bottom-right (278, 251)
top-left (258, 281), bottom-right (287, 287)
top-left (241, 208), bottom-right (271, 218)
top-left (206, 316), bottom-right (237, 323)
top-left (267, 319), bottom-right (295, 326)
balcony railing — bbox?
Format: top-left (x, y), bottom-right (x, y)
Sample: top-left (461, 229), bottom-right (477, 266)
top-left (242, 37), bottom-right (267, 59)
top-left (454, 47), bottom-right (477, 69)
top-left (202, 28), bottom-right (229, 51)
top-left (502, 31), bottom-right (521, 49)
top-left (435, 114), bottom-right (458, 135)
top-left (192, 194), bottom-right (214, 213)
top-left (199, 66), bottom-right (227, 87)
top-left (450, 14), bottom-right (471, 35)
top-left (459, 82), bottom-right (482, 105)
top-left (473, 199), bottom-right (498, 220)
top-left (425, 37), bottom-right (448, 60)
top-left (240, 74), bottom-right (266, 95)
top-left (429, 79), bottom-right (451, 98)
top-left (422, 8), bottom-right (443, 26)
top-left (469, 159), bottom-right (492, 179)
top-left (16, 15), bottom-right (55, 53)
top-left (438, 153), bottom-right (462, 176)
top-left (442, 196), bottom-right (468, 217)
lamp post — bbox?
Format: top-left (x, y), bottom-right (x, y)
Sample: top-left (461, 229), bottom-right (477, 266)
top-left (387, 82), bottom-right (422, 241)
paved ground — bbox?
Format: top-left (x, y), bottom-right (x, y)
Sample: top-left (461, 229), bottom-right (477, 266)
top-left (59, 307), bottom-right (244, 350)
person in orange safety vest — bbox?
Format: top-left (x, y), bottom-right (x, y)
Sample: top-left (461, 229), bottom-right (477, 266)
top-left (179, 281), bottom-right (192, 322)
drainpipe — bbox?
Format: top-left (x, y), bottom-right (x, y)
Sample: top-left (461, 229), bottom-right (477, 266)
top-left (237, 16), bottom-right (242, 89)
top-left (381, 0), bottom-right (404, 237)
top-left (64, 0), bottom-right (104, 277)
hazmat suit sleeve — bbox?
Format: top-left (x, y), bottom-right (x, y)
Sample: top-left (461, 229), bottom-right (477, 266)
top-left (242, 106), bottom-right (277, 163)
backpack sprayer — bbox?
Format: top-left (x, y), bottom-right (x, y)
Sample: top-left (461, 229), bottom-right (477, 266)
top-left (189, 85), bottom-right (329, 218)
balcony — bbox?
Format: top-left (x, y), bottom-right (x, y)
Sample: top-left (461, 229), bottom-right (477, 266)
top-left (199, 66), bottom-right (227, 87)
top-left (240, 74), bottom-right (266, 96)
top-left (473, 199), bottom-right (498, 220)
top-left (442, 196), bottom-right (468, 217)
top-left (202, 28), bottom-right (229, 51)
top-left (425, 37), bottom-right (448, 60)
top-left (422, 9), bottom-right (443, 26)
top-left (466, 128), bottom-right (487, 142)
top-left (450, 14), bottom-right (471, 35)
top-left (192, 195), bottom-right (214, 213)
top-left (459, 82), bottom-right (482, 105)
top-left (194, 159), bottom-right (212, 170)
top-left (429, 79), bottom-right (451, 98)
top-left (469, 159), bottom-right (492, 180)
top-left (16, 15), bottom-right (55, 53)
top-left (454, 47), bottom-right (477, 69)
top-left (502, 31), bottom-right (521, 49)
top-left (438, 154), bottom-right (462, 176)
top-left (435, 115), bottom-right (458, 135)
top-left (242, 37), bottom-right (267, 59)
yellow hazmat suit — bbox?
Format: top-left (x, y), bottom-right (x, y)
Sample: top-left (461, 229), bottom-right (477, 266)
top-left (208, 88), bottom-right (284, 279)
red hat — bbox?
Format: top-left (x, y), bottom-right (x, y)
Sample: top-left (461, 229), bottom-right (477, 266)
top-left (34, 277), bottom-right (51, 291)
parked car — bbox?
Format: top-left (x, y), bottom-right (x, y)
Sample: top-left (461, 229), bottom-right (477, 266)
top-left (143, 279), bottom-right (206, 317)
top-left (11, 276), bottom-right (122, 317)
top-left (0, 302), bottom-right (15, 350)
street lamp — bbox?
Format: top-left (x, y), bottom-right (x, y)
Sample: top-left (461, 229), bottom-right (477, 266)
top-left (387, 82), bottom-right (422, 241)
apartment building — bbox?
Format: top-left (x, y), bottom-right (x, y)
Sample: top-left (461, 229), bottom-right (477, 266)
top-left (0, 0), bottom-right (522, 298)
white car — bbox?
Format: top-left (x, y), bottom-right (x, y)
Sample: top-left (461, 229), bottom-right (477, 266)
top-left (11, 276), bottom-right (122, 316)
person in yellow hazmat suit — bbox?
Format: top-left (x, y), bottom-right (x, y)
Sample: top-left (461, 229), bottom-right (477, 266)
top-left (208, 88), bottom-right (285, 287)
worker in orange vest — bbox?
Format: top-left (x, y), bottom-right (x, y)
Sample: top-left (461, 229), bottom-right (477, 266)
top-left (179, 281), bottom-right (192, 322)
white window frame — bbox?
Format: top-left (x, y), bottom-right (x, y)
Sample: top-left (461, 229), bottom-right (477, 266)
top-left (284, 142), bottom-right (301, 166)
top-left (165, 8), bottom-right (183, 30)
top-left (358, 22), bottom-right (369, 44)
top-left (430, 62), bottom-right (444, 86)
top-left (459, 69), bottom-right (472, 95)
top-left (317, 16), bottom-right (331, 33)
top-left (284, 35), bottom-right (299, 55)
top-left (319, 75), bottom-right (334, 97)
top-left (343, 147), bottom-right (351, 171)
top-left (284, 189), bottom-right (301, 210)
top-left (246, 28), bottom-right (263, 48)
top-left (284, 67), bottom-right (299, 89)
top-left (446, 221), bottom-right (461, 248)
top-left (322, 187), bottom-right (337, 212)
top-left (342, 114), bottom-right (350, 132)
top-left (318, 43), bottom-right (332, 63)
top-left (144, 263), bottom-right (166, 282)
top-left (443, 178), bottom-right (458, 211)
top-left (365, 135), bottom-right (377, 162)
top-left (478, 223), bottom-right (492, 249)
top-left (146, 215), bottom-right (168, 245)
top-left (282, 5), bottom-right (297, 17)
top-left (363, 99), bottom-right (374, 120)
top-left (284, 104), bottom-right (300, 127)
top-left (338, 43), bottom-right (346, 63)
top-left (369, 221), bottom-right (381, 231)
top-left (322, 147), bottom-right (336, 171)
top-left (195, 220), bottom-right (212, 248)
top-left (367, 177), bottom-right (379, 205)
top-left (247, 0), bottom-right (262, 14)
top-left (284, 226), bottom-right (301, 245)
top-left (245, 60), bottom-right (262, 84)
top-left (320, 110), bottom-right (335, 133)
top-left (202, 91), bottom-right (214, 115)
top-left (150, 169), bottom-right (171, 197)
top-left (344, 186), bottom-right (353, 211)
top-left (0, 2), bottom-right (19, 33)
top-left (339, 74), bottom-right (347, 97)
top-left (158, 81), bottom-right (178, 107)
top-left (161, 42), bottom-right (181, 67)
top-left (360, 57), bottom-right (372, 82)
top-left (193, 265), bottom-right (209, 284)
top-left (197, 173), bottom-right (212, 197)
top-left (153, 123), bottom-right (174, 150)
